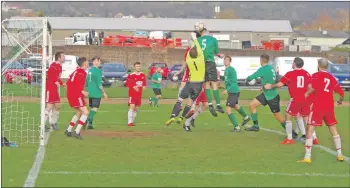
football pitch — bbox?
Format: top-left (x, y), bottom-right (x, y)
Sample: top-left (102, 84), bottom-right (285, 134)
top-left (2, 100), bottom-right (350, 187)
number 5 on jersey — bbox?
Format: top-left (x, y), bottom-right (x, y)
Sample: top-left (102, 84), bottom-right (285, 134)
top-left (201, 39), bottom-right (206, 50)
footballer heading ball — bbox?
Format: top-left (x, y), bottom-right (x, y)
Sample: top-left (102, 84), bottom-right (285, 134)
top-left (194, 21), bottom-right (205, 32)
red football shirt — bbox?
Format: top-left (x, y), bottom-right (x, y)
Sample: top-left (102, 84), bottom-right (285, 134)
top-left (181, 47), bottom-right (191, 82)
top-left (46, 62), bottom-right (63, 91)
top-left (310, 71), bottom-right (344, 110)
top-left (280, 69), bottom-right (311, 102)
top-left (66, 68), bottom-right (87, 97)
top-left (126, 72), bottom-right (146, 98)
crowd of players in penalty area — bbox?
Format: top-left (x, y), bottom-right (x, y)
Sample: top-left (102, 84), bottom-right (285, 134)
top-left (43, 22), bottom-right (345, 163)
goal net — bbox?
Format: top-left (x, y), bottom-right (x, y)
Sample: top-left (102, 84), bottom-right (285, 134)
top-left (1, 17), bottom-right (52, 146)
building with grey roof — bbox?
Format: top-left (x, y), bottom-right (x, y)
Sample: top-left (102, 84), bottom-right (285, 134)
top-left (8, 17), bottom-right (293, 48)
top-left (293, 30), bottom-right (350, 47)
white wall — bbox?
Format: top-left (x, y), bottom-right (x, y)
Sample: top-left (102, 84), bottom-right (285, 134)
top-left (296, 37), bottom-right (346, 47)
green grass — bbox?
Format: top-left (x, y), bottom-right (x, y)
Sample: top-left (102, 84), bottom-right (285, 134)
top-left (2, 103), bottom-right (349, 187)
top-left (2, 83), bottom-right (350, 101)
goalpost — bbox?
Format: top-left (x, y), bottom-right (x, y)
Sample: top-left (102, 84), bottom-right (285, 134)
top-left (1, 17), bottom-right (52, 146)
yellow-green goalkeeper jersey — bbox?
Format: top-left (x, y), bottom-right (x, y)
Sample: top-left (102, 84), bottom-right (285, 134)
top-left (185, 39), bottom-right (205, 82)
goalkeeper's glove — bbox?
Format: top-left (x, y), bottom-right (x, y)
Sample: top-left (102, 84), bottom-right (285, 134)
top-left (190, 32), bottom-right (198, 41)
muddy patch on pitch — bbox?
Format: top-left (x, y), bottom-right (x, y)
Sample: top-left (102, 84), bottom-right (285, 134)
top-left (83, 130), bottom-right (166, 138)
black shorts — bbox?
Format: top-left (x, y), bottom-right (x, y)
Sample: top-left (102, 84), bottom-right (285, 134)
top-left (153, 88), bottom-right (162, 95)
top-left (89, 98), bottom-right (101, 108)
top-left (226, 93), bottom-right (240, 108)
top-left (205, 61), bottom-right (218, 82)
top-left (179, 82), bottom-right (204, 101)
top-left (256, 93), bottom-right (280, 113)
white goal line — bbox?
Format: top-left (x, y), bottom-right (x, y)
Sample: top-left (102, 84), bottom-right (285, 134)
top-left (43, 171), bottom-right (350, 178)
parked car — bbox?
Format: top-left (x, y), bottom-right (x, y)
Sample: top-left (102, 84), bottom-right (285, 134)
top-left (168, 64), bottom-right (183, 81)
top-left (102, 63), bottom-right (129, 83)
top-left (148, 62), bottom-right (169, 79)
top-left (328, 64), bottom-right (350, 91)
top-left (19, 58), bottom-right (47, 83)
top-left (87, 63), bottom-right (112, 88)
top-left (1, 60), bottom-right (32, 84)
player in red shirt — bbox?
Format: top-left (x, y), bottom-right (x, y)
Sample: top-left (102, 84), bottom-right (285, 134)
top-left (298, 58), bottom-right (344, 163)
top-left (265, 57), bottom-right (313, 144)
top-left (64, 57), bottom-right (89, 140)
top-left (44, 52), bottom-right (65, 130)
top-left (125, 62), bottom-right (147, 126)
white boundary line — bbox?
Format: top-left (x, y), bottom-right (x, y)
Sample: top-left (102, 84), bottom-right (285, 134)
top-left (260, 127), bottom-right (350, 164)
top-left (43, 170), bottom-right (350, 178)
top-left (22, 123), bottom-right (350, 187)
top-left (23, 129), bottom-right (52, 187)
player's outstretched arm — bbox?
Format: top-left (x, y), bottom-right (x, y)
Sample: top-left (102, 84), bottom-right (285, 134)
top-left (334, 83), bottom-right (344, 104)
top-left (264, 82), bottom-right (284, 90)
top-left (305, 85), bottom-right (315, 98)
top-left (247, 69), bottom-right (263, 81)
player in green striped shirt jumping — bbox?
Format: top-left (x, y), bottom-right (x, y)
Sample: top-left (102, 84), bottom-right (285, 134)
top-left (85, 56), bottom-right (108, 129)
top-left (195, 22), bottom-right (225, 117)
top-left (222, 56), bottom-right (250, 132)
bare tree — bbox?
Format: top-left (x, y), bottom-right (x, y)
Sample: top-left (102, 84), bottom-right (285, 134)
top-left (217, 9), bottom-right (239, 19)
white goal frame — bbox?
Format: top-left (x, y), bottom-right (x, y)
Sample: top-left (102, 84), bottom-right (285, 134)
top-left (1, 17), bottom-right (53, 146)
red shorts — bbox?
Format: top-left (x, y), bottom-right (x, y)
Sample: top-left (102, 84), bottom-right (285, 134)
top-left (128, 96), bottom-right (142, 107)
top-left (308, 109), bottom-right (337, 126)
top-left (285, 98), bottom-right (310, 117)
top-left (46, 90), bottom-right (60, 104)
top-left (195, 90), bottom-right (208, 105)
top-left (67, 95), bottom-right (86, 108)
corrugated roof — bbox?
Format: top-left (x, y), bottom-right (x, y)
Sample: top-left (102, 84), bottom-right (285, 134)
top-left (294, 30), bottom-right (350, 38)
top-left (9, 17), bottom-right (293, 33)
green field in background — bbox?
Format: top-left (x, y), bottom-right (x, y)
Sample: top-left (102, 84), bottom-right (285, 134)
top-left (2, 83), bottom-right (349, 101)
top-left (2, 103), bottom-right (349, 187)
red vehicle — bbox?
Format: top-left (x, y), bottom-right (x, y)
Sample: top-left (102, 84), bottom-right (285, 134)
top-left (2, 61), bottom-right (32, 84)
top-left (102, 35), bottom-right (182, 48)
top-left (148, 62), bottom-right (169, 79)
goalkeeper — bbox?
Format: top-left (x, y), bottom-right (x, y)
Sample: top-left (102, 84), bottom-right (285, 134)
top-left (195, 22), bottom-right (225, 117)
top-left (165, 33), bottom-right (205, 132)
top-left (85, 56), bottom-right (108, 129)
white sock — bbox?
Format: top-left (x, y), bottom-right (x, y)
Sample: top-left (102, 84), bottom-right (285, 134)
top-left (333, 135), bottom-right (342, 156)
top-left (44, 109), bottom-right (51, 125)
top-left (192, 107), bottom-right (203, 120)
top-left (128, 109), bottom-right (133, 124)
top-left (285, 121), bottom-right (293, 140)
top-left (132, 111), bottom-right (137, 122)
top-left (304, 138), bottom-right (313, 159)
top-left (296, 117), bottom-right (306, 135)
top-left (75, 115), bottom-right (87, 134)
top-left (294, 123), bottom-right (300, 134)
top-left (53, 110), bottom-right (59, 124)
top-left (312, 131), bottom-right (317, 139)
top-left (49, 110), bottom-right (59, 124)
top-left (67, 115), bottom-right (79, 132)
top-left (185, 118), bottom-right (191, 127)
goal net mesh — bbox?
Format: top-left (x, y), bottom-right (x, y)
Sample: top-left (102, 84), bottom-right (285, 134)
top-left (1, 18), bottom-right (51, 146)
